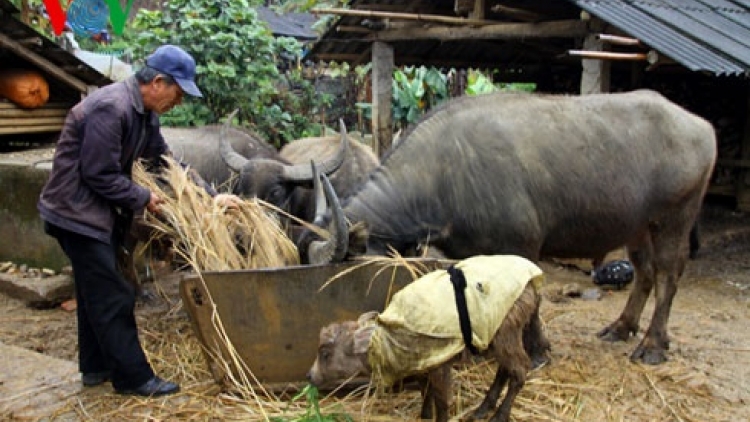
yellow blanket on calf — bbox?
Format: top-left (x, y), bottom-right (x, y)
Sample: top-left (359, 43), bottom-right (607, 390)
top-left (368, 255), bottom-right (544, 386)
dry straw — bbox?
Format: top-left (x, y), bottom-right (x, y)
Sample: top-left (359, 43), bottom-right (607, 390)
top-left (132, 156), bottom-right (299, 272)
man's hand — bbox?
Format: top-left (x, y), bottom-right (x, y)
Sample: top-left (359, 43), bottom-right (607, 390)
top-left (146, 192), bottom-right (164, 214)
top-left (214, 193), bottom-right (242, 210)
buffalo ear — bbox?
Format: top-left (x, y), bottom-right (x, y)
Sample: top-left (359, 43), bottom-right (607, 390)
top-left (352, 312), bottom-right (378, 355)
top-left (357, 311), bottom-right (379, 326)
top-left (352, 324), bottom-right (375, 355)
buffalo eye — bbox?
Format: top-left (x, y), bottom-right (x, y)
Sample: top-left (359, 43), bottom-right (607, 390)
top-left (266, 185), bottom-right (286, 205)
top-left (320, 349), bottom-right (331, 362)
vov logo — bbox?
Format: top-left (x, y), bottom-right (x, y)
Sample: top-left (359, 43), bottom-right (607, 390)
top-left (42, 0), bottom-right (135, 36)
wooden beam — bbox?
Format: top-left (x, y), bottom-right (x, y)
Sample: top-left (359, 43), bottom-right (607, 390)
top-left (0, 102), bottom-right (70, 110)
top-left (336, 25), bottom-right (373, 34)
top-left (371, 42), bottom-right (393, 157)
top-left (311, 7), bottom-right (496, 26)
top-left (579, 33), bottom-right (610, 95)
top-left (0, 108), bottom-right (67, 117)
top-left (0, 116), bottom-right (65, 127)
top-left (310, 53), bottom-right (367, 62)
top-left (735, 85), bottom-right (750, 211)
top-left (0, 33), bottom-right (89, 93)
top-left (490, 4), bottom-right (542, 22)
top-left (368, 19), bottom-right (587, 41)
top-left (470, 0), bottom-right (486, 20)
top-left (0, 124), bottom-right (62, 134)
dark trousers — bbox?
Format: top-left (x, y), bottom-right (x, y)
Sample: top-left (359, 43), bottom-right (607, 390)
top-left (46, 222), bottom-right (154, 390)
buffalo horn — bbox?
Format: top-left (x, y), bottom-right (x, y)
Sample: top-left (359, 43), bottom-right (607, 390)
top-left (219, 109), bottom-right (250, 172)
top-left (308, 172), bottom-right (348, 265)
top-left (281, 119), bottom-right (349, 181)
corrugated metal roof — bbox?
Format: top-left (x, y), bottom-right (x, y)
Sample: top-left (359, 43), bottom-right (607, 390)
top-left (573, 0), bottom-right (750, 76)
top-left (256, 7), bottom-right (317, 40)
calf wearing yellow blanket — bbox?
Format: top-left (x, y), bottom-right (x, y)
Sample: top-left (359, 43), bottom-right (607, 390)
top-left (307, 255), bottom-right (549, 422)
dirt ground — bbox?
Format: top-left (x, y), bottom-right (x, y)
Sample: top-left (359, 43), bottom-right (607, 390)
top-left (0, 200), bottom-right (749, 421)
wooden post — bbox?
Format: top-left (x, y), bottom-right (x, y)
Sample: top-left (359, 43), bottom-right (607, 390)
top-left (735, 87), bottom-right (750, 211)
top-left (371, 42), bottom-right (393, 157)
top-left (580, 29), bottom-right (610, 95)
top-left (470, 0), bottom-right (485, 19)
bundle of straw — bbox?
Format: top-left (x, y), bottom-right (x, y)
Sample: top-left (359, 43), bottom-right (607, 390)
top-left (133, 156), bottom-right (299, 272)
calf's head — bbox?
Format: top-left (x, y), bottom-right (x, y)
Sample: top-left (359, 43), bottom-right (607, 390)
top-left (307, 312), bottom-right (378, 386)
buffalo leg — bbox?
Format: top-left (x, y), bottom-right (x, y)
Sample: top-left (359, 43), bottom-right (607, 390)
top-left (488, 366), bottom-right (526, 422)
top-left (630, 215), bottom-right (690, 364)
top-left (523, 300), bottom-right (550, 368)
top-left (424, 365), bottom-right (451, 422)
top-left (469, 367), bottom-right (509, 420)
top-left (598, 235), bottom-right (655, 343)
top-left (417, 377), bottom-right (434, 420)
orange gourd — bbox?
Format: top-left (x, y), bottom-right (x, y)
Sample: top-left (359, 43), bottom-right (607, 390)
top-left (0, 69), bottom-right (50, 109)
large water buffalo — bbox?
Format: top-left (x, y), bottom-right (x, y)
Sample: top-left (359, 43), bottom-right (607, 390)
top-left (305, 89), bottom-right (717, 365)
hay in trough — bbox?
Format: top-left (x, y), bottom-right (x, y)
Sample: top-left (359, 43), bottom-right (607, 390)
top-left (132, 156), bottom-right (299, 271)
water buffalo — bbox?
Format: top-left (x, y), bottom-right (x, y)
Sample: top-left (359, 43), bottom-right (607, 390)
top-left (162, 125), bottom-right (278, 191)
top-left (305, 89), bottom-right (717, 365)
top-left (219, 114), bottom-right (379, 222)
top-left (307, 255), bottom-right (547, 422)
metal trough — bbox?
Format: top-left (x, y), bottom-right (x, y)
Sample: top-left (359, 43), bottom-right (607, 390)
top-left (180, 259), bottom-right (447, 389)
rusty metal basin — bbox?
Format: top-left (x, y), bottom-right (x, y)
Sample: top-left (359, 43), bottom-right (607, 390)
top-left (180, 259), bottom-right (447, 389)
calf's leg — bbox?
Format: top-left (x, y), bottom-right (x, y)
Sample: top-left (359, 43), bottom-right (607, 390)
top-left (471, 285), bottom-right (537, 422)
top-left (422, 365), bottom-right (451, 422)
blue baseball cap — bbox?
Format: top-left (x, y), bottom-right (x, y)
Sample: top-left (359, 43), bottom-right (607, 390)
top-left (146, 45), bottom-right (203, 97)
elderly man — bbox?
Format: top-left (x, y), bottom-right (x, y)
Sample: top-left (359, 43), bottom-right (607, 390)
top-left (38, 45), bottom-right (236, 396)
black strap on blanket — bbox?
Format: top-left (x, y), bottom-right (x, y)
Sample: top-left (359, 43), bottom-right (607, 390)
top-left (448, 265), bottom-right (479, 355)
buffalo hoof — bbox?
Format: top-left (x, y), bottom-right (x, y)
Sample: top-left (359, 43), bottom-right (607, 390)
top-left (530, 353), bottom-right (550, 370)
top-left (467, 404), bottom-right (492, 421)
top-left (597, 323), bottom-right (631, 343)
top-left (630, 344), bottom-right (668, 365)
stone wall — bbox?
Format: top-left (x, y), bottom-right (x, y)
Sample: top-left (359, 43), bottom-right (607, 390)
top-left (0, 162), bottom-right (67, 270)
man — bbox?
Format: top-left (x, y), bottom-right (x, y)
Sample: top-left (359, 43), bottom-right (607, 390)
top-left (38, 45), bottom-right (236, 396)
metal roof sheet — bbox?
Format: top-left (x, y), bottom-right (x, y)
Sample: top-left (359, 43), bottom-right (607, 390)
top-left (574, 0), bottom-right (750, 76)
top-left (256, 7), bottom-right (318, 40)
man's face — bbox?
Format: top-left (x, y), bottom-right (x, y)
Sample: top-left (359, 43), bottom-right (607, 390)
top-left (146, 75), bottom-right (184, 114)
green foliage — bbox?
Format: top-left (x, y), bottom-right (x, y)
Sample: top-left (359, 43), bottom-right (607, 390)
top-left (465, 69), bottom-right (536, 95)
top-left (465, 69), bottom-right (499, 96)
top-left (392, 66), bottom-right (448, 130)
top-left (128, 0), bottom-right (324, 145)
top-left (9, 0), bottom-right (57, 36)
top-left (270, 384), bottom-right (353, 422)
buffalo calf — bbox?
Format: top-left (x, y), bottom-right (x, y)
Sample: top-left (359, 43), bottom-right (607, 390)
top-left (307, 255), bottom-right (549, 422)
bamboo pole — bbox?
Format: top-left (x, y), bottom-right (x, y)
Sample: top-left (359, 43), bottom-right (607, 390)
top-left (568, 50), bottom-right (649, 61)
top-left (596, 33), bottom-right (642, 46)
top-left (311, 7), bottom-right (495, 26)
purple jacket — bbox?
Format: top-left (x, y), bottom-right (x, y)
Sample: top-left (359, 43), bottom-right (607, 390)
top-left (38, 76), bottom-right (168, 243)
